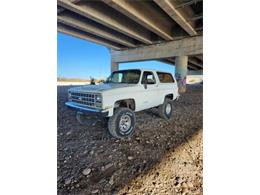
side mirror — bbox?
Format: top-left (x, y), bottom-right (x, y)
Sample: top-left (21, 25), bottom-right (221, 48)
top-left (144, 83), bottom-right (147, 89)
top-left (143, 79), bottom-right (148, 89)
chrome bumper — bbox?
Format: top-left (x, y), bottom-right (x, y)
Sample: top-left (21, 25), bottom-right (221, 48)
top-left (65, 102), bottom-right (108, 117)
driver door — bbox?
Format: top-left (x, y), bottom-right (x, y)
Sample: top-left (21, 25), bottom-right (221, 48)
top-left (140, 71), bottom-right (159, 109)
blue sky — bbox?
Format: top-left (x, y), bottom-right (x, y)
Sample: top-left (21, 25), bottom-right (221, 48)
top-left (58, 33), bottom-right (175, 79)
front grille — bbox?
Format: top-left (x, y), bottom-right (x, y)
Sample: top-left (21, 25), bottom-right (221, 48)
top-left (69, 92), bottom-right (101, 108)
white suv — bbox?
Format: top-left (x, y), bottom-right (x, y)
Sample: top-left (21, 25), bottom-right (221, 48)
top-left (66, 69), bottom-right (179, 138)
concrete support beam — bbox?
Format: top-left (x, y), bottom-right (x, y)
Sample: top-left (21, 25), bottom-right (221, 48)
top-left (158, 59), bottom-right (174, 65)
top-left (58, 14), bottom-right (136, 47)
top-left (189, 57), bottom-right (203, 68)
top-left (57, 24), bottom-right (122, 50)
top-left (154, 0), bottom-right (197, 36)
top-left (57, 0), bottom-right (81, 14)
top-left (196, 54), bottom-right (203, 61)
top-left (166, 58), bottom-right (175, 63)
top-left (111, 36), bottom-right (202, 63)
top-left (189, 14), bottom-right (203, 21)
top-left (188, 63), bottom-right (200, 70)
top-left (102, 0), bottom-right (173, 40)
top-left (175, 56), bottom-right (188, 93)
top-left (175, 0), bottom-right (203, 9)
top-left (57, 0), bottom-right (153, 44)
top-left (159, 59), bottom-right (198, 71)
top-left (111, 61), bottom-right (119, 73)
top-left (58, 7), bottom-right (65, 14)
top-left (188, 65), bottom-right (198, 71)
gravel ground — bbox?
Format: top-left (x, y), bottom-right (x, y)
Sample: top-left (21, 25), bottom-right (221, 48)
top-left (118, 130), bottom-right (203, 195)
top-left (57, 85), bottom-right (203, 195)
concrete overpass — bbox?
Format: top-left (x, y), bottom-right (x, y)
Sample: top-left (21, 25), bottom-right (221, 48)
top-left (57, 0), bottom-right (203, 92)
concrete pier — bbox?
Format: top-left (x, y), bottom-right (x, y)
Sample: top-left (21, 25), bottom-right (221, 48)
top-left (175, 56), bottom-right (188, 93)
top-left (111, 61), bottom-right (119, 73)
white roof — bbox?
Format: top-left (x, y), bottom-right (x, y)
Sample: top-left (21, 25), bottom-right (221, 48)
top-left (118, 68), bottom-right (172, 73)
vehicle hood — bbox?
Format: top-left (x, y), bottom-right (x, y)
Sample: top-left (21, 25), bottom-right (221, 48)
top-left (69, 83), bottom-right (136, 93)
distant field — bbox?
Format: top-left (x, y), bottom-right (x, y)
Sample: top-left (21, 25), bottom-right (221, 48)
top-left (57, 81), bottom-right (90, 86)
top-left (187, 75), bottom-right (203, 84)
top-left (57, 77), bottom-right (90, 86)
top-left (57, 77), bottom-right (106, 86)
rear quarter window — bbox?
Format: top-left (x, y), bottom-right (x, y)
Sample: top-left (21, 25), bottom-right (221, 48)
top-left (157, 72), bottom-right (175, 83)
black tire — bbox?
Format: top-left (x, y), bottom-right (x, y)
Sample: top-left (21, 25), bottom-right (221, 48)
top-left (158, 98), bottom-right (173, 120)
top-left (108, 107), bottom-right (136, 139)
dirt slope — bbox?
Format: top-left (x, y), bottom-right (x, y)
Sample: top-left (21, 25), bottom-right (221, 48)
top-left (118, 130), bottom-right (203, 195)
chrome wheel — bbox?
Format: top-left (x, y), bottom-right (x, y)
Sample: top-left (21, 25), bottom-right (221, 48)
top-left (119, 114), bottom-right (131, 132)
top-left (165, 103), bottom-right (171, 115)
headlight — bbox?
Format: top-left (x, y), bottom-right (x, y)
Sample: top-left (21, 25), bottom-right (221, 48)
top-left (95, 94), bottom-right (102, 103)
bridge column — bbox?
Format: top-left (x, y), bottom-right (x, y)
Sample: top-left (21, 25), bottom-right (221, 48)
top-left (111, 61), bottom-right (119, 73)
top-left (175, 56), bottom-right (188, 93)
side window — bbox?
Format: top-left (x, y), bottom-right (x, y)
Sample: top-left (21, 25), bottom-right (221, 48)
top-left (141, 71), bottom-right (156, 84)
top-left (111, 72), bottom-right (122, 82)
top-left (157, 72), bottom-right (175, 83)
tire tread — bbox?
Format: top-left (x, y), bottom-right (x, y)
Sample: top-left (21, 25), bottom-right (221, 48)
top-left (108, 107), bottom-right (136, 139)
top-left (158, 98), bottom-right (173, 120)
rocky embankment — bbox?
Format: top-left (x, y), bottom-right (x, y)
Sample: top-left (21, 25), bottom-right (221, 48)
top-left (118, 130), bottom-right (203, 195)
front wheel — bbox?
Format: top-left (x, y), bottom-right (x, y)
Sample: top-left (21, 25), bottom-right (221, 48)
top-left (108, 107), bottom-right (136, 139)
top-left (158, 98), bottom-right (174, 120)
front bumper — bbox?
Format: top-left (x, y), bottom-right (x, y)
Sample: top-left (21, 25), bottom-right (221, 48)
top-left (65, 102), bottom-right (108, 117)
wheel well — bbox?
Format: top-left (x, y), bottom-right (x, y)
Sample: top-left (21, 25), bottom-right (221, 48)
top-left (114, 99), bottom-right (135, 111)
top-left (165, 94), bottom-right (174, 100)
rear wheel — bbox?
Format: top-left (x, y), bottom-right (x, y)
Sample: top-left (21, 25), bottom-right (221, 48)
top-left (158, 98), bottom-right (174, 120)
top-left (108, 107), bottom-right (136, 139)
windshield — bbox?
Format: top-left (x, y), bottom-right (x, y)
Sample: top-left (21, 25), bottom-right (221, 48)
top-left (106, 70), bottom-right (141, 84)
